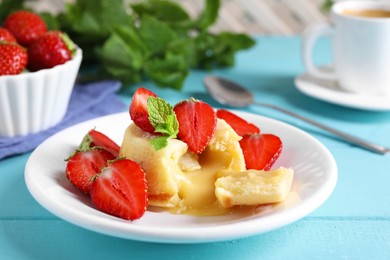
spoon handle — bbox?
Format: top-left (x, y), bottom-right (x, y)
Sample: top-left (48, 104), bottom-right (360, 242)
top-left (254, 102), bottom-right (390, 155)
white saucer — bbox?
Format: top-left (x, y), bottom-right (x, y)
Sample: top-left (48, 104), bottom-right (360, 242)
top-left (294, 70), bottom-right (390, 111)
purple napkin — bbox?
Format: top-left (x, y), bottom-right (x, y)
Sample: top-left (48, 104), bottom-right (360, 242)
top-left (0, 80), bottom-right (125, 160)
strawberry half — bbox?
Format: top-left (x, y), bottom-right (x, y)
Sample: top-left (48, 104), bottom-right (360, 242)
top-left (80, 129), bottom-right (120, 157)
top-left (90, 159), bottom-right (148, 221)
top-left (4, 10), bottom-right (47, 47)
top-left (174, 98), bottom-right (217, 154)
top-left (239, 134), bottom-right (282, 170)
top-left (129, 87), bottom-right (157, 133)
top-left (65, 148), bottom-right (116, 195)
top-left (216, 109), bottom-right (260, 136)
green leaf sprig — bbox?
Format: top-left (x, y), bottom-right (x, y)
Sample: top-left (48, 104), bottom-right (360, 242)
top-left (147, 97), bottom-right (179, 150)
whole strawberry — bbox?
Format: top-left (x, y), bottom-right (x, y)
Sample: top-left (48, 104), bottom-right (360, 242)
top-left (4, 10), bottom-right (47, 47)
top-left (27, 31), bottom-right (75, 71)
top-left (0, 27), bottom-right (17, 43)
top-left (0, 42), bottom-right (28, 75)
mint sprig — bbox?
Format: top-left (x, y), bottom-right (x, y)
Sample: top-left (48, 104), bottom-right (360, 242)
top-left (147, 97), bottom-right (179, 150)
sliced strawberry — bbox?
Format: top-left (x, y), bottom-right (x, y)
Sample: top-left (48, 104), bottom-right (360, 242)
top-left (80, 129), bottom-right (120, 157)
top-left (90, 159), bottom-right (148, 221)
top-left (239, 134), bottom-right (282, 170)
top-left (216, 109), bottom-right (260, 136)
top-left (65, 148), bottom-right (116, 195)
top-left (174, 98), bottom-right (217, 154)
top-left (129, 87), bottom-right (158, 133)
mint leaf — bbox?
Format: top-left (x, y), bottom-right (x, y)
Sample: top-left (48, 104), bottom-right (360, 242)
top-left (63, 0), bottom-right (129, 37)
top-left (144, 55), bottom-right (188, 90)
top-left (40, 12), bottom-right (60, 30)
top-left (138, 15), bottom-right (178, 56)
top-left (167, 38), bottom-right (197, 67)
top-left (196, 0), bottom-right (220, 29)
top-left (101, 25), bottom-right (147, 70)
top-left (0, 0), bottom-right (26, 24)
top-left (150, 136), bottom-right (169, 151)
top-left (98, 25), bottom-right (147, 84)
top-left (322, 0), bottom-right (334, 11)
top-left (193, 31), bottom-right (255, 69)
top-left (217, 32), bottom-right (256, 51)
top-left (58, 0), bottom-right (131, 63)
top-left (147, 97), bottom-right (179, 150)
top-left (131, 0), bottom-right (190, 24)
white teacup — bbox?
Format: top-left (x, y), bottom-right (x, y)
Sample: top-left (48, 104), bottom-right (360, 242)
top-left (302, 0), bottom-right (390, 96)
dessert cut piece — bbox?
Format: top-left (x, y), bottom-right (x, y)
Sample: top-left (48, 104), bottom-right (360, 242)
top-left (120, 123), bottom-right (188, 208)
top-left (215, 167), bottom-right (294, 208)
top-left (120, 118), bottom-right (246, 214)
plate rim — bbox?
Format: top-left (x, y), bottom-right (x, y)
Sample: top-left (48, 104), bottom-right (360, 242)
top-left (25, 111), bottom-right (338, 243)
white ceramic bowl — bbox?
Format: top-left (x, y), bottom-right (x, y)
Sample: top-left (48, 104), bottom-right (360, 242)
top-left (0, 48), bottom-right (82, 137)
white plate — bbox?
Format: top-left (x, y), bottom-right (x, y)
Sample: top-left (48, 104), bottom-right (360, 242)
top-left (25, 111), bottom-right (337, 243)
top-left (294, 68), bottom-right (390, 111)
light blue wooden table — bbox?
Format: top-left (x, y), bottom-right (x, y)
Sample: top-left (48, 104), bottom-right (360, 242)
top-left (1, 36), bottom-right (389, 259)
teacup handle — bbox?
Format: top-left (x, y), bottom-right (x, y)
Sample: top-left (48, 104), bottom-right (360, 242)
top-left (302, 24), bottom-right (337, 80)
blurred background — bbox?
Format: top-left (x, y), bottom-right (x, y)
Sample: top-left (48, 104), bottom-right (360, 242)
top-left (26, 0), bottom-right (331, 35)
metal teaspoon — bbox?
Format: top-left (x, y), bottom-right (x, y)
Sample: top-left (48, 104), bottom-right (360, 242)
top-left (203, 76), bottom-right (390, 155)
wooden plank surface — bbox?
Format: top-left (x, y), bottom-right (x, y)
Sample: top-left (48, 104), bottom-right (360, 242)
top-left (26, 0), bottom-right (330, 35)
top-left (0, 219), bottom-right (389, 259)
top-left (1, 35), bottom-right (389, 259)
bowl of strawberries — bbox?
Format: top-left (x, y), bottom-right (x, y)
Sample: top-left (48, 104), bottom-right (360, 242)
top-left (0, 10), bottom-right (82, 137)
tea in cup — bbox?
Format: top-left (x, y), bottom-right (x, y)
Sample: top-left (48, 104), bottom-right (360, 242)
top-left (302, 1), bottom-right (390, 95)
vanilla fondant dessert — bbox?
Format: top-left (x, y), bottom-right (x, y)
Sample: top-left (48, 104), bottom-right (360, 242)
top-left (120, 119), bottom-right (246, 215)
top-left (65, 88), bottom-right (294, 221)
top-left (119, 87), bottom-right (294, 216)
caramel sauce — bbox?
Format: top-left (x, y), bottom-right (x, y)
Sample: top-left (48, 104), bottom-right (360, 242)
top-left (166, 149), bottom-right (260, 217)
